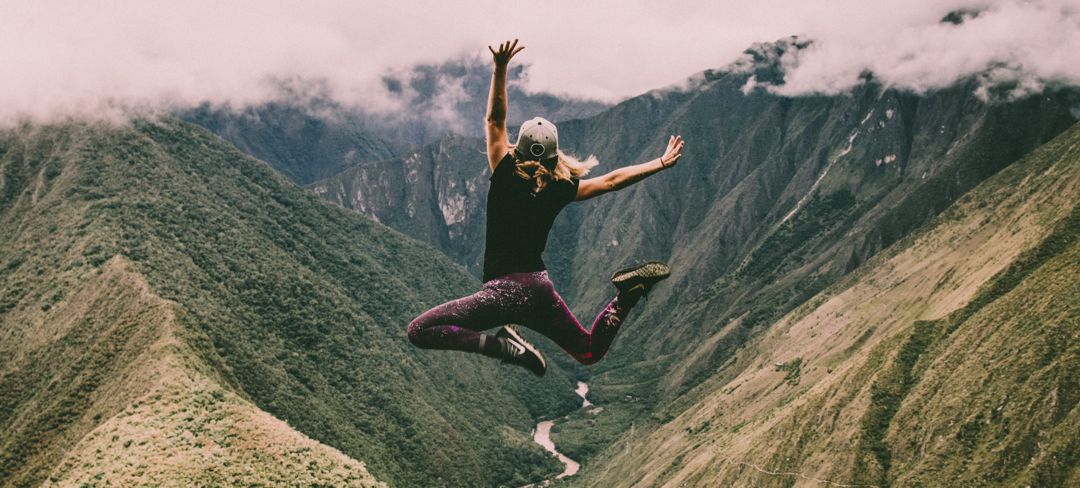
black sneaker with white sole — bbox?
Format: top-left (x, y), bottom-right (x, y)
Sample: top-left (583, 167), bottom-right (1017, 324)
top-left (610, 261), bottom-right (671, 296)
top-left (496, 325), bottom-right (547, 377)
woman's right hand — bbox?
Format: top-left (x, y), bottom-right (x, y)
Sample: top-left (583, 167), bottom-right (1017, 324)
top-left (489, 39), bottom-right (524, 67)
top-left (660, 135), bottom-right (685, 168)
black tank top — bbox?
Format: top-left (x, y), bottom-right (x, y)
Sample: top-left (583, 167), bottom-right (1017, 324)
top-left (483, 153), bottom-right (580, 282)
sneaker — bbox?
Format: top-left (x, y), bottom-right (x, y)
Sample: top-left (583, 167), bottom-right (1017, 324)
top-left (610, 261), bottom-right (671, 295)
top-left (496, 325), bottom-right (547, 377)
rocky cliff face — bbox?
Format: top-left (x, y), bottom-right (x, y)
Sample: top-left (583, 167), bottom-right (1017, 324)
top-left (309, 134), bottom-right (492, 276)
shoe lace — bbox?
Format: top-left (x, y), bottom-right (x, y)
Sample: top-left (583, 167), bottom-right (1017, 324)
top-left (506, 340), bottom-right (525, 358)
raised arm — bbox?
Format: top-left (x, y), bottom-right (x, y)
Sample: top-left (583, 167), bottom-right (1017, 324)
top-left (576, 135), bottom-right (685, 201)
top-left (485, 39), bottom-right (524, 172)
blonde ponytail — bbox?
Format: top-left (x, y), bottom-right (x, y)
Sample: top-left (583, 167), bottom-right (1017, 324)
top-left (513, 149), bottom-right (600, 194)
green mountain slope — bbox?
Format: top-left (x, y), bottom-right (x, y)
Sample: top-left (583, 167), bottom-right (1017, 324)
top-left (6, 256), bottom-right (382, 487)
top-left (0, 120), bottom-right (579, 487)
top-left (556, 76), bottom-right (1076, 378)
top-left (307, 58), bottom-right (1077, 378)
top-left (571, 122), bottom-right (1080, 486)
top-left (303, 46), bottom-right (1079, 483)
top-left (185, 102), bottom-right (397, 185)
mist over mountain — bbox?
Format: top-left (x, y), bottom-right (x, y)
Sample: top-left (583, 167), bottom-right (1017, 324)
top-left (375, 56), bottom-right (612, 144)
top-left (6, 1), bottom-right (1078, 125)
top-left (183, 56), bottom-right (610, 185)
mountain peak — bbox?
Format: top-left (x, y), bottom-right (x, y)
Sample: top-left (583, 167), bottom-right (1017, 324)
top-left (941, 8), bottom-right (984, 25)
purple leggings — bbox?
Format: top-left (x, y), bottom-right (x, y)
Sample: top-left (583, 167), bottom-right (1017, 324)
top-left (407, 271), bottom-right (634, 365)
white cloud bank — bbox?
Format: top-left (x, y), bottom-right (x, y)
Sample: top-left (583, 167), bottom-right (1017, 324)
top-left (768, 0), bottom-right (1080, 98)
top-left (0, 0), bottom-right (1077, 122)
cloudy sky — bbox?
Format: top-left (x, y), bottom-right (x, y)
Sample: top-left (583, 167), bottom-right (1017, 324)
top-left (1, 0), bottom-right (1077, 121)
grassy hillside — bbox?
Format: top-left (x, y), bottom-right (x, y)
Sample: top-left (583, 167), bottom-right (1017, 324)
top-left (569, 122), bottom-right (1080, 486)
top-left (0, 119), bottom-right (580, 487)
top-left (3, 256), bottom-right (382, 487)
top-left (557, 77), bottom-right (1076, 377)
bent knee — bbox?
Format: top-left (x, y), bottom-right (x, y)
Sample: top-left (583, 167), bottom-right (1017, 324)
top-left (572, 352), bottom-right (602, 366)
top-left (406, 317), bottom-right (426, 346)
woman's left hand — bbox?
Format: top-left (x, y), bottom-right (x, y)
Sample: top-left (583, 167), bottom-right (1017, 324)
top-left (489, 39), bottom-right (524, 67)
top-left (660, 135), bottom-right (685, 168)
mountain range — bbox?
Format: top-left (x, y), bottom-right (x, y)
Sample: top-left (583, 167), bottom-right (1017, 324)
top-left (304, 40), bottom-right (1080, 486)
top-left (2, 37), bottom-right (1078, 487)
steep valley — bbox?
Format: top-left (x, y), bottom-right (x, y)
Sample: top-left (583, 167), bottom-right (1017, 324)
top-left (304, 48), bottom-right (1080, 486)
top-left (1, 40), bottom-right (1078, 487)
top-left (308, 54), bottom-right (1078, 373)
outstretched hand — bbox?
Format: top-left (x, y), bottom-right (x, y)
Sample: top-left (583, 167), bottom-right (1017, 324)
top-left (488, 39), bottom-right (524, 67)
top-left (660, 135), bottom-right (685, 168)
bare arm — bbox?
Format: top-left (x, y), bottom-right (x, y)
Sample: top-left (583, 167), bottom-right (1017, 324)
top-left (485, 39), bottom-right (524, 172)
top-left (576, 135), bottom-right (685, 201)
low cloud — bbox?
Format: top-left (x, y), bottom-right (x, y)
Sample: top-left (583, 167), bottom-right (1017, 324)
top-left (1, 0), bottom-right (1077, 123)
top-left (767, 0), bottom-right (1080, 98)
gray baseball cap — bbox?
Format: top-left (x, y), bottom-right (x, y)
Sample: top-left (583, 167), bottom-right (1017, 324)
top-left (515, 117), bottom-right (559, 164)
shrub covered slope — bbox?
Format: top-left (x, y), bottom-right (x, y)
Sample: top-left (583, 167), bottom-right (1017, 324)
top-left (0, 119), bottom-right (579, 487)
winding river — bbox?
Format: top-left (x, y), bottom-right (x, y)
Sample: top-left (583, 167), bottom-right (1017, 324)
top-left (530, 381), bottom-right (591, 482)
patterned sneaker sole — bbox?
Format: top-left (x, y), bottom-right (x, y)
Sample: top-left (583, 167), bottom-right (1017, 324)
top-left (610, 261), bottom-right (671, 293)
top-left (498, 325), bottom-right (547, 376)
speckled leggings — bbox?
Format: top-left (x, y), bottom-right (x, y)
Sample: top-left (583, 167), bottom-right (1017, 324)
top-left (406, 271), bottom-right (635, 365)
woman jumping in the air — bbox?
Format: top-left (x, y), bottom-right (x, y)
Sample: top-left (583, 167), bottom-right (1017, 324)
top-left (407, 39), bottom-right (685, 376)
